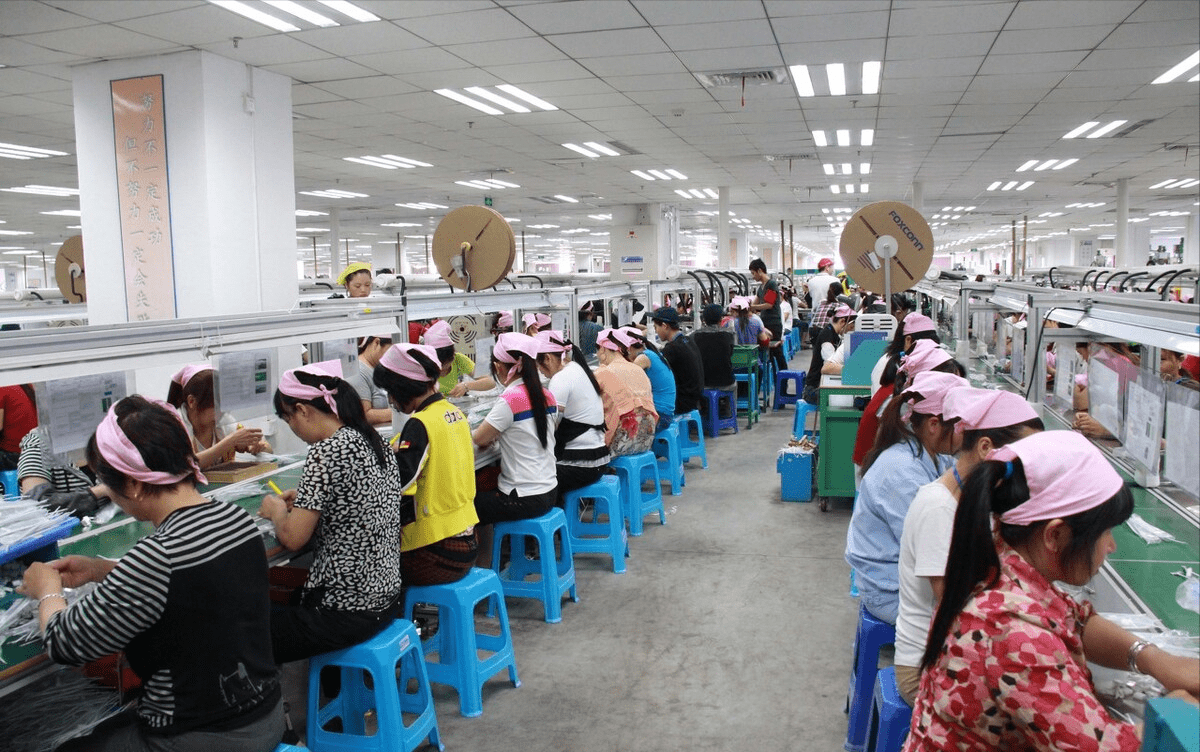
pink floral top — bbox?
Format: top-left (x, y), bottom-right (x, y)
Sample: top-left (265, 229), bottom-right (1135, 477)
top-left (903, 542), bottom-right (1140, 752)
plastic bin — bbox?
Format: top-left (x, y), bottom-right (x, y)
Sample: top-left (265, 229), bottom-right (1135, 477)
top-left (777, 451), bottom-right (814, 502)
top-left (0, 515), bottom-right (80, 566)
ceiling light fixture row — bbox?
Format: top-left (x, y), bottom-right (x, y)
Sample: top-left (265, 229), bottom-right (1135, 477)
top-left (789, 61), bottom-right (881, 98)
top-left (673, 188), bottom-right (720, 200)
top-left (1149, 178), bottom-right (1200, 189)
top-left (1065, 202), bottom-right (1106, 208)
top-left (1015, 158), bottom-right (1078, 172)
top-left (2, 185), bottom-right (79, 197)
top-left (455, 179), bottom-right (519, 190)
top-left (562, 142), bottom-right (621, 158)
top-left (209, 0), bottom-right (379, 33)
top-left (343, 154), bottom-right (433, 170)
top-left (0, 142), bottom-right (69, 161)
top-left (823, 163), bottom-right (870, 176)
top-left (829, 184), bottom-right (868, 195)
top-left (295, 209), bottom-right (328, 216)
top-left (987, 180), bottom-right (1034, 191)
top-left (630, 169), bottom-right (687, 181)
top-left (435, 85), bottom-right (558, 116)
top-left (1151, 50), bottom-right (1200, 84)
top-left (813, 129), bottom-right (874, 147)
top-left (300, 188), bottom-right (368, 198)
top-left (396, 202), bottom-right (449, 210)
top-left (1062, 120), bottom-right (1128, 139)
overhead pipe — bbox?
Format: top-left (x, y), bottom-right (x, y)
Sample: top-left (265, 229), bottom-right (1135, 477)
top-left (516, 274), bottom-right (544, 288)
top-left (1158, 268), bottom-right (1194, 300)
top-left (1093, 270), bottom-right (1114, 289)
top-left (684, 270), bottom-right (709, 304)
top-left (1105, 271), bottom-right (1130, 290)
top-left (1141, 269), bottom-right (1178, 293)
top-left (699, 270), bottom-right (722, 302)
top-left (1118, 272), bottom-right (1147, 291)
top-left (1081, 269), bottom-right (1099, 289)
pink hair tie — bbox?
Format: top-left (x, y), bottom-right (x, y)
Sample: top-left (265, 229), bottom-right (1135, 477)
top-left (279, 360), bottom-right (344, 416)
top-left (171, 363), bottom-right (212, 387)
top-left (536, 329), bottom-right (571, 354)
top-left (95, 399), bottom-right (207, 486)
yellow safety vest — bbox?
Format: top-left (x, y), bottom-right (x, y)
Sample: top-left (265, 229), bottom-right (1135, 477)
top-left (399, 399), bottom-right (478, 552)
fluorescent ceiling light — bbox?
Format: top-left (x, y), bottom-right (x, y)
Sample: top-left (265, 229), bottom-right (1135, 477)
top-left (830, 185), bottom-right (840, 194)
top-left (688, 189), bottom-right (705, 199)
top-left (845, 184), bottom-right (855, 194)
top-left (434, 89), bottom-right (503, 116)
top-left (3, 185), bottom-right (79, 196)
top-left (40, 209), bottom-right (81, 216)
top-left (1016, 160), bottom-right (1038, 172)
top-left (2, 249), bottom-right (37, 254)
top-left (563, 143), bottom-right (598, 158)
top-left (296, 209), bottom-right (328, 216)
top-left (1034, 159), bottom-right (1058, 171)
top-left (1165, 178), bottom-right (1196, 188)
top-left (648, 170), bottom-right (671, 180)
top-left (487, 179), bottom-right (520, 188)
top-left (588, 214), bottom-right (611, 220)
top-left (826, 63), bottom-right (846, 96)
top-left (465, 86), bottom-right (530, 113)
top-left (209, 1), bottom-right (299, 32)
top-left (1151, 50), bottom-right (1200, 84)
top-left (631, 170), bottom-right (655, 180)
top-left (316, 0), bottom-right (380, 22)
top-left (495, 84), bottom-right (557, 111)
top-left (1017, 181), bottom-right (1034, 190)
top-left (860, 129), bottom-right (874, 146)
top-left (0, 142), bottom-right (68, 159)
top-left (382, 155), bottom-right (432, 167)
top-left (0, 231), bottom-right (34, 236)
top-left (1052, 158), bottom-right (1078, 170)
top-left (1149, 178), bottom-right (1176, 189)
top-left (455, 181), bottom-right (489, 189)
top-left (264, 0), bottom-right (338, 26)
top-left (703, 188), bottom-right (718, 199)
top-left (554, 195), bottom-right (579, 203)
top-left (836, 129), bottom-right (850, 147)
top-left (295, 227), bottom-right (328, 232)
top-left (674, 189), bottom-right (691, 199)
top-left (1085, 120), bottom-right (1127, 138)
top-left (862, 61), bottom-right (881, 95)
top-left (789, 65), bottom-right (815, 97)
top-left (860, 184), bottom-right (869, 193)
top-left (840, 163), bottom-right (852, 175)
top-left (1002, 181), bottom-right (1019, 190)
top-left (583, 142), bottom-right (619, 157)
top-left (344, 157), bottom-right (396, 169)
top-left (300, 189), bottom-right (367, 198)
top-left (822, 164), bottom-right (835, 176)
top-left (1180, 178), bottom-right (1200, 188)
top-left (665, 169), bottom-right (688, 180)
top-left (812, 130), bottom-right (828, 147)
top-left (1063, 121), bottom-right (1099, 139)
top-left (381, 222), bottom-right (422, 227)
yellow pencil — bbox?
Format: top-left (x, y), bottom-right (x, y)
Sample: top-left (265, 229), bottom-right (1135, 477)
top-left (267, 480), bottom-right (284, 496)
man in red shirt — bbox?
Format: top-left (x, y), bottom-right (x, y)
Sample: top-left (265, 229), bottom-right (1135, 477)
top-left (0, 385), bottom-right (37, 470)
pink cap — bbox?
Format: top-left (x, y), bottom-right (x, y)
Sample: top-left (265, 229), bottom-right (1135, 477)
top-left (379, 343), bottom-right (440, 383)
top-left (536, 329), bottom-right (571, 354)
top-left (95, 399), bottom-right (207, 486)
top-left (990, 431), bottom-right (1124, 526)
top-left (729, 297), bottom-right (750, 311)
top-left (903, 370), bottom-right (969, 415)
top-left (898, 339), bottom-right (953, 377)
top-left (833, 304), bottom-right (856, 319)
top-left (171, 363), bottom-right (212, 387)
top-left (279, 360), bottom-right (344, 416)
top-left (423, 320), bottom-right (453, 349)
top-left (903, 314), bottom-right (936, 335)
top-left (496, 311), bottom-right (513, 328)
top-left (819, 257), bottom-right (834, 270)
top-left (942, 387), bottom-right (1039, 432)
top-left (521, 312), bottom-right (552, 331)
top-left (494, 331), bottom-right (541, 363)
top-left (597, 328), bottom-right (623, 351)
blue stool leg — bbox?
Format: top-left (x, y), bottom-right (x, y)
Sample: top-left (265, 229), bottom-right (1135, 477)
top-left (846, 606), bottom-right (896, 752)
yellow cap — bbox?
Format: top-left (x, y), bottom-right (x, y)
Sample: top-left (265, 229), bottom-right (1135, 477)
top-left (336, 262), bottom-right (372, 286)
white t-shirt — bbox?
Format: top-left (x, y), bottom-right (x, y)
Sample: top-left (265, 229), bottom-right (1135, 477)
top-left (781, 305), bottom-right (794, 332)
top-left (895, 480), bottom-right (958, 669)
top-left (870, 354), bottom-right (889, 393)
top-left (807, 272), bottom-right (838, 309)
top-left (825, 341), bottom-right (847, 369)
top-left (548, 361), bottom-right (607, 467)
top-left (485, 381), bottom-right (560, 496)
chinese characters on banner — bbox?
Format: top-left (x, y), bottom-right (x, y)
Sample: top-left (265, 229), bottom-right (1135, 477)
top-left (111, 75), bottom-right (176, 321)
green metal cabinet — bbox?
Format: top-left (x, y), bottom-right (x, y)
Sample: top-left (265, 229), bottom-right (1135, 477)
top-left (817, 384), bottom-right (871, 509)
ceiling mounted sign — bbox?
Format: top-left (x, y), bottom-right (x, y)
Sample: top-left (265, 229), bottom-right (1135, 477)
top-left (431, 205), bottom-right (516, 291)
top-left (838, 201), bottom-right (933, 295)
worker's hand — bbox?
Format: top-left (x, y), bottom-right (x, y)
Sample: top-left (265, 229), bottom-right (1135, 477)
top-left (249, 438), bottom-right (273, 455)
top-left (46, 555), bottom-right (113, 588)
top-left (1072, 412), bottom-right (1107, 438)
top-left (449, 383), bottom-right (469, 398)
top-left (259, 493), bottom-right (291, 522)
top-left (229, 427), bottom-right (265, 453)
top-left (19, 560), bottom-right (65, 598)
top-left (43, 488), bottom-right (103, 518)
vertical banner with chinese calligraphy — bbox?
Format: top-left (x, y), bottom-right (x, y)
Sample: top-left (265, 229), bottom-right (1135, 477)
top-left (111, 75), bottom-right (176, 321)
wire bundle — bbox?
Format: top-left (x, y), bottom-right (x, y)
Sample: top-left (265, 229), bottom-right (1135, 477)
top-left (0, 500), bottom-right (72, 550)
top-left (0, 669), bottom-right (128, 751)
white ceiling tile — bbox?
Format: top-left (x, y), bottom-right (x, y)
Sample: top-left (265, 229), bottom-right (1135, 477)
top-left (313, 76), bottom-right (419, 100)
top-left (397, 8), bottom-right (536, 46)
top-left (675, 46), bottom-right (784, 72)
top-left (197, 34), bottom-right (334, 68)
top-left (889, 2), bottom-right (1013, 36)
top-left (291, 22), bottom-right (432, 57)
top-left (634, 0), bottom-right (767, 25)
top-left (769, 11), bottom-right (890, 43)
top-left (764, 1), bottom-right (890, 17)
top-left (1100, 21), bottom-right (1200, 51)
top-left (886, 33), bottom-right (997, 62)
top-left (601, 73), bottom-right (703, 92)
top-left (114, 5), bottom-right (277, 46)
top-left (44, 0), bottom-right (199, 22)
top-left (444, 36), bottom-right (567, 67)
top-left (547, 28), bottom-right (670, 58)
top-left (264, 57), bottom-right (381, 84)
top-left (991, 26), bottom-right (1115, 56)
top-left (347, 47), bottom-right (472, 76)
top-left (2, 1), bottom-right (95, 34)
top-left (778, 39), bottom-right (886, 63)
top-left (978, 51), bottom-right (1088, 76)
top-left (506, 0), bottom-right (644, 34)
top-left (355, 1), bottom-right (497, 20)
top-left (0, 66), bottom-right (73, 95)
top-left (1005, 0), bottom-right (1140, 29)
top-left (886, 57), bottom-right (984, 79)
top-left (576, 53), bottom-right (690, 78)
top-left (656, 20), bottom-right (776, 51)
top-left (19, 23), bottom-right (180, 58)
top-left (483, 59), bottom-right (596, 85)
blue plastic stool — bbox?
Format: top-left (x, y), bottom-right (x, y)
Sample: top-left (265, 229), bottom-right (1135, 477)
top-left (652, 423), bottom-right (684, 496)
top-left (758, 354), bottom-right (776, 412)
top-left (307, 619), bottom-right (443, 752)
top-left (700, 388), bottom-right (738, 437)
top-left (403, 567), bottom-right (520, 717)
top-left (732, 370), bottom-right (760, 429)
top-left (608, 451), bottom-right (665, 536)
top-left (675, 409), bottom-right (707, 469)
top-left (793, 399), bottom-right (819, 439)
top-left (845, 604), bottom-right (896, 752)
top-left (774, 370), bottom-right (805, 410)
top-left (1144, 696), bottom-right (1200, 752)
top-left (564, 475), bottom-right (628, 574)
top-left (866, 667), bottom-right (911, 752)
top-left (490, 508), bottom-right (578, 623)
top-left (0, 469), bottom-right (18, 498)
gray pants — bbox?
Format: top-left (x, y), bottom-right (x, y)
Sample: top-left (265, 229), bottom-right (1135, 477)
top-left (54, 699), bottom-right (284, 752)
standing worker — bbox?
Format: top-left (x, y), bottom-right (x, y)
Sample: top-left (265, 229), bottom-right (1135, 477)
top-left (748, 259), bottom-right (787, 373)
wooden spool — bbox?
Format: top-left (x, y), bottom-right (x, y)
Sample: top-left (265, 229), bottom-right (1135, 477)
top-left (431, 206), bottom-right (516, 291)
top-left (838, 201), bottom-right (933, 294)
top-left (54, 235), bottom-right (86, 303)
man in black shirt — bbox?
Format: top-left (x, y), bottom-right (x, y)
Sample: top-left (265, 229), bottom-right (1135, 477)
top-left (749, 259), bottom-right (787, 372)
top-left (650, 306), bottom-right (704, 415)
top-left (803, 304), bottom-right (856, 404)
top-left (691, 304), bottom-right (736, 391)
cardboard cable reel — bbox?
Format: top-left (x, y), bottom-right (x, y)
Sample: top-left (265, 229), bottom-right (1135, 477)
top-left (432, 206), bottom-right (516, 291)
top-left (838, 201), bottom-right (934, 298)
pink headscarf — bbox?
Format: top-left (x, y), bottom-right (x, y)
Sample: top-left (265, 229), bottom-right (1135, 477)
top-left (729, 297), bottom-right (750, 311)
top-left (616, 327), bottom-right (645, 348)
top-left (95, 399), bottom-right (207, 486)
top-left (279, 360), bottom-right (343, 416)
top-left (493, 332), bottom-right (541, 380)
top-left (496, 311), bottom-right (514, 329)
top-left (423, 320), bottom-right (453, 349)
top-left (379, 343), bottom-right (440, 383)
top-left (902, 371), bottom-right (969, 415)
top-left (942, 387), bottom-right (1039, 432)
top-left (536, 329), bottom-right (571, 354)
top-left (898, 339), bottom-right (953, 377)
top-left (171, 364), bottom-right (212, 387)
top-left (597, 328), bottom-right (623, 351)
top-left (833, 303), bottom-right (856, 320)
top-left (989, 431), bottom-right (1124, 526)
top-left (902, 313), bottom-right (936, 335)
top-left (521, 312), bottom-right (552, 331)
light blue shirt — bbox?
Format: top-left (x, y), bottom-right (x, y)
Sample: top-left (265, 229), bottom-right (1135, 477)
top-left (845, 439), bottom-right (953, 624)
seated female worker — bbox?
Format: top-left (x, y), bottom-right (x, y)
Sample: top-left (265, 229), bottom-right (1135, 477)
top-left (622, 326), bottom-right (676, 433)
top-left (846, 369), bottom-right (968, 624)
top-left (20, 395), bottom-right (282, 750)
top-left (345, 335), bottom-right (394, 425)
top-left (373, 344), bottom-right (479, 588)
top-left (535, 330), bottom-right (609, 500)
top-left (904, 431), bottom-right (1200, 751)
top-left (521, 312), bottom-right (552, 337)
top-left (166, 364), bottom-right (270, 468)
top-left (893, 387), bottom-right (1044, 705)
top-left (424, 320), bottom-right (496, 398)
top-left (471, 333), bottom-right (559, 566)
top-left (258, 362), bottom-right (404, 663)
top-left (803, 304), bottom-right (856, 403)
top-left (594, 328), bottom-right (658, 457)
top-left (491, 311), bottom-right (514, 337)
top-left (729, 296), bottom-right (769, 347)
top-left (870, 310), bottom-right (938, 393)
top-left (18, 427), bottom-right (113, 518)
top-left (333, 261), bottom-right (372, 298)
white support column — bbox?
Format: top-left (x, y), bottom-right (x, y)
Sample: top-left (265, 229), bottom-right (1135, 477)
top-left (1183, 212), bottom-right (1199, 264)
top-left (1115, 178), bottom-right (1132, 267)
top-left (717, 186), bottom-right (730, 268)
top-left (911, 180), bottom-right (923, 213)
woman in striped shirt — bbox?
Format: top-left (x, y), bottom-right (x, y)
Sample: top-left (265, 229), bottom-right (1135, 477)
top-left (20, 395), bottom-right (282, 751)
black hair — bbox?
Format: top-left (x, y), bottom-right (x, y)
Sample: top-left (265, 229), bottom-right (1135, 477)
top-left (749, 258), bottom-right (767, 274)
top-left (166, 368), bottom-right (214, 411)
top-left (273, 370), bottom-right (388, 468)
top-left (701, 304), bottom-right (723, 326)
top-left (961, 417), bottom-right (1045, 455)
top-left (862, 384), bottom-right (952, 474)
top-left (492, 353), bottom-right (551, 448)
top-left (921, 459), bottom-right (1133, 670)
top-left (86, 395), bottom-right (199, 496)
top-left (373, 350), bottom-right (441, 409)
top-left (879, 354), bottom-right (901, 389)
top-left (343, 269), bottom-right (371, 286)
top-left (537, 340), bottom-right (603, 398)
top-left (356, 335), bottom-right (392, 355)
top-left (434, 344), bottom-right (456, 366)
top-left (893, 357), bottom-right (966, 394)
top-left (825, 281), bottom-right (844, 304)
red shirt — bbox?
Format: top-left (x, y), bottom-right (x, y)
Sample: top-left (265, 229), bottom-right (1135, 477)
top-left (0, 385), bottom-right (37, 454)
top-left (852, 384), bottom-right (892, 466)
top-left (408, 321), bottom-right (429, 344)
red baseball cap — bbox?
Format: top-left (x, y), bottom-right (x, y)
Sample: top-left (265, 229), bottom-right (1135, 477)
top-left (818, 257), bottom-right (835, 270)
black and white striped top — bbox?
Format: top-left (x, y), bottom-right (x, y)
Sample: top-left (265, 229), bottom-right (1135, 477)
top-left (44, 500), bottom-right (279, 734)
top-left (17, 428), bottom-right (93, 492)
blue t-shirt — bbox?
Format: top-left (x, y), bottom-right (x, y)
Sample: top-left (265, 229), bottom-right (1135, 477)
top-left (733, 317), bottom-right (764, 346)
top-left (643, 349), bottom-right (676, 420)
top-left (844, 439), bottom-right (952, 624)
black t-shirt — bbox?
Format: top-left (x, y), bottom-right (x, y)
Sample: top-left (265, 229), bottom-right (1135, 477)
top-left (692, 327), bottom-right (736, 389)
top-left (662, 332), bottom-right (705, 414)
top-left (805, 325), bottom-right (841, 389)
top-left (757, 278), bottom-right (782, 338)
